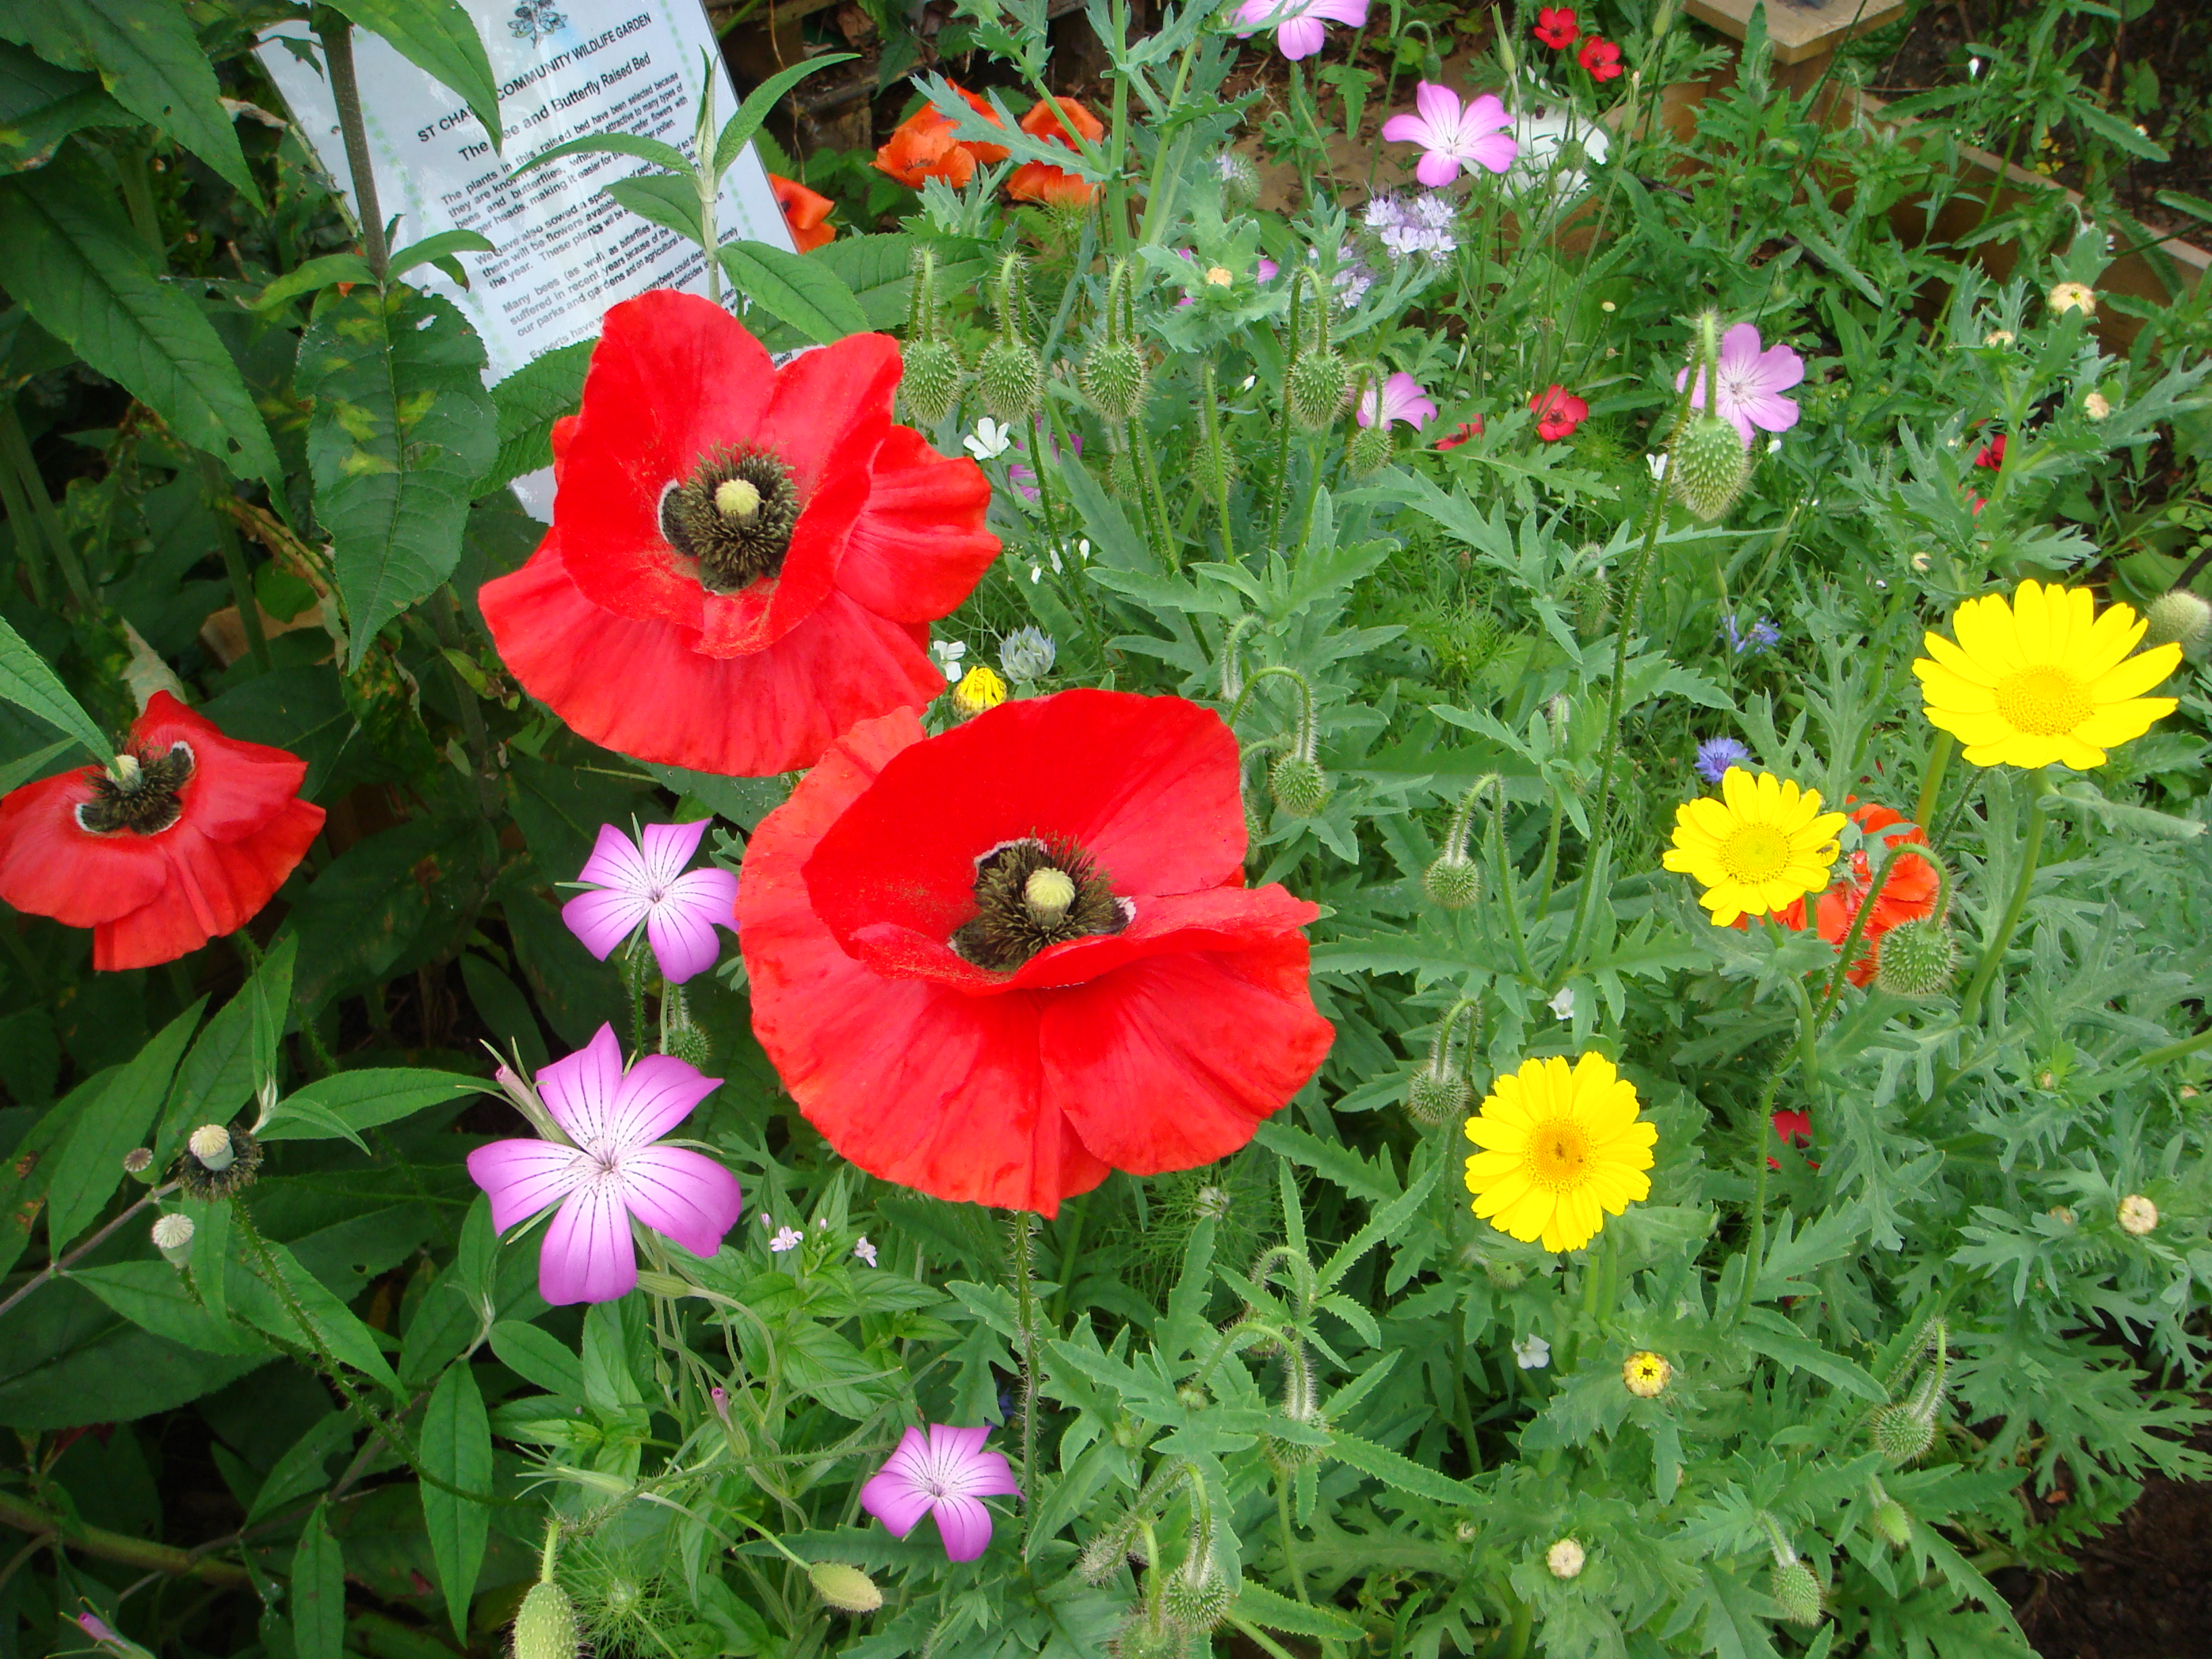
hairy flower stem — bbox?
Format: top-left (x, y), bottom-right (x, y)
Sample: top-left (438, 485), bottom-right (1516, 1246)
top-left (1482, 783), bottom-right (1538, 983)
top-left (1200, 363), bottom-right (1235, 562)
top-left (1226, 665), bottom-right (1318, 760)
top-left (1008, 1214), bottom-right (1042, 1557)
top-left (1811, 841), bottom-right (1925, 1025)
top-left (312, 13), bottom-right (388, 281)
top-left (1954, 770), bottom-right (2049, 1033)
top-left (1275, 1475), bottom-right (1309, 1605)
top-left (1914, 731), bottom-right (1954, 843)
top-left (1268, 270), bottom-right (1315, 552)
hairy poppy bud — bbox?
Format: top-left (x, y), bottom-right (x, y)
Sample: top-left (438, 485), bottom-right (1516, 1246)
top-left (152, 1212), bottom-right (194, 1268)
top-left (1868, 1401), bottom-right (1936, 1466)
top-left (1404, 1070), bottom-right (1471, 1127)
top-left (977, 338), bottom-right (1042, 423)
top-left (512, 1580), bottom-right (579, 1659)
top-left (1422, 853), bottom-right (1481, 911)
top-left (1081, 339), bottom-right (1148, 422)
top-left (1162, 1561), bottom-right (1235, 1633)
top-left (1670, 413), bottom-right (1752, 522)
top-left (2144, 589), bottom-right (2211, 653)
top-left (901, 337), bottom-right (964, 426)
top-left (1268, 755), bottom-right (1332, 818)
top-left (1770, 1558), bottom-right (1824, 1626)
top-left (1286, 350), bottom-right (1350, 432)
top-left (661, 1024), bottom-right (712, 1069)
top-left (1871, 1498), bottom-right (1910, 1549)
top-left (1108, 1615), bottom-right (1191, 1659)
top-left (1109, 447), bottom-right (1140, 500)
top-left (1873, 917), bottom-right (1958, 999)
top-left (808, 1561), bottom-right (882, 1614)
top-left (1346, 422), bottom-right (1391, 476)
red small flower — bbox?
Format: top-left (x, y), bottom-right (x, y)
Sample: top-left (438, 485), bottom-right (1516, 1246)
top-left (1973, 432), bottom-right (2007, 470)
top-left (1008, 95), bottom-right (1105, 207)
top-left (739, 691), bottom-right (1334, 1215)
top-left (480, 291), bottom-right (998, 777)
top-left (1530, 385), bottom-right (1588, 442)
top-left (1578, 37), bottom-right (1623, 80)
top-left (0, 693), bottom-right (323, 970)
top-left (872, 84), bottom-right (1010, 188)
top-left (768, 172), bottom-right (837, 253)
top-left (1814, 801), bottom-right (1940, 986)
top-left (1533, 7), bottom-right (1580, 49)
top-left (1437, 415), bottom-right (1486, 450)
top-left (1768, 1107), bottom-right (1814, 1170)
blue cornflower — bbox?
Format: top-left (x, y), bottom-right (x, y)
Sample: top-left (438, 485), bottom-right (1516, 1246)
top-left (1723, 615), bottom-right (1782, 655)
top-left (1695, 737), bottom-right (1752, 784)
top-left (998, 626), bottom-right (1057, 683)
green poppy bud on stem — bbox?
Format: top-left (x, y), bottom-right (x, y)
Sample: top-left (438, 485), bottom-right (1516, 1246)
top-left (1669, 413), bottom-right (1752, 522)
top-left (1082, 340), bottom-right (1148, 422)
top-left (1347, 422), bottom-right (1391, 476)
top-left (1422, 855), bottom-right (1481, 910)
top-left (978, 340), bottom-right (1042, 424)
top-left (512, 1581), bottom-right (579, 1659)
top-left (2144, 588), bottom-right (2212, 652)
top-left (1287, 350), bottom-right (1350, 431)
top-left (1269, 754), bottom-right (1331, 817)
top-left (1769, 1558), bottom-right (1824, 1626)
top-left (1873, 916), bottom-right (1958, 999)
top-left (901, 337), bottom-right (964, 426)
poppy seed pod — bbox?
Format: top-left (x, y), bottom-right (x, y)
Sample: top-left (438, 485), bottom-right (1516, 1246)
top-left (1872, 916), bottom-right (1958, 999)
top-left (901, 336), bottom-right (964, 426)
top-left (2144, 589), bottom-right (2212, 652)
top-left (1269, 755), bottom-right (1332, 818)
top-left (512, 1580), bottom-right (579, 1659)
top-left (1081, 339), bottom-right (1148, 422)
top-left (1286, 350), bottom-right (1351, 432)
top-left (1769, 1558), bottom-right (1824, 1626)
top-left (1669, 412), bottom-right (1752, 522)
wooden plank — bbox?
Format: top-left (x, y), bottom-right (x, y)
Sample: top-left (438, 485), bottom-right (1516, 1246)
top-left (1683, 0), bottom-right (1908, 65)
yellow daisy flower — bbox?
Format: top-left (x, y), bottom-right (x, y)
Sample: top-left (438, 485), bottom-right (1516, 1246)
top-left (1661, 769), bottom-right (1847, 928)
top-left (1912, 579), bottom-right (2181, 771)
top-left (1622, 1351), bottom-right (1673, 1397)
top-left (1463, 1053), bottom-right (1656, 1253)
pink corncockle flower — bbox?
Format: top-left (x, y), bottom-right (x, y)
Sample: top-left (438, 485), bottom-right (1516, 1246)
top-left (1380, 84), bottom-right (1518, 186)
top-left (1232, 0), bottom-right (1368, 61)
top-left (466, 1024), bottom-right (742, 1305)
top-left (562, 820), bottom-right (739, 985)
top-left (1357, 371), bottom-right (1437, 433)
top-left (1675, 322), bottom-right (1803, 445)
top-left (1530, 384), bottom-right (1589, 441)
top-left (860, 1425), bottom-right (1022, 1561)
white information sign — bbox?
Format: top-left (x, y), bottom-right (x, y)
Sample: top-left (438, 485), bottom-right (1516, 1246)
top-left (258, 0), bottom-right (796, 386)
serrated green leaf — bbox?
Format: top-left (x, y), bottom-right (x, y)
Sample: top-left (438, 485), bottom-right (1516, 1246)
top-left (45, 999), bottom-right (201, 1250)
top-left (420, 1361), bottom-right (492, 1639)
top-left (295, 285), bottom-right (495, 666)
top-left (0, 613), bottom-right (110, 764)
top-left (718, 239), bottom-right (867, 345)
top-left (1233, 1579), bottom-right (1364, 1639)
top-left (1328, 1428), bottom-right (1479, 1507)
top-left (480, 338), bottom-right (591, 492)
top-left (292, 1501), bottom-right (346, 1659)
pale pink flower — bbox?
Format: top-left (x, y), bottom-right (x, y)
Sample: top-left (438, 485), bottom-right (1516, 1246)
top-left (1232, 0), bottom-right (1368, 61)
top-left (1357, 371), bottom-right (1437, 433)
top-left (466, 1024), bottom-right (742, 1305)
top-left (1380, 84), bottom-right (1518, 186)
top-left (562, 820), bottom-right (738, 985)
top-left (860, 1425), bottom-right (1021, 1561)
top-left (1675, 322), bottom-right (1803, 445)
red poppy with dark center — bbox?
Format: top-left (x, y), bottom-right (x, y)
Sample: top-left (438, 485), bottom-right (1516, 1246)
top-left (1973, 432), bottom-right (2007, 470)
top-left (1437, 415), bottom-right (1486, 450)
top-left (1533, 6), bottom-right (1579, 49)
top-left (0, 693), bottom-right (323, 970)
top-left (1008, 95), bottom-right (1105, 208)
top-left (769, 172), bottom-right (837, 253)
top-left (872, 85), bottom-right (1010, 188)
top-left (1530, 385), bottom-right (1588, 442)
top-left (739, 691), bottom-right (1334, 1215)
top-left (1578, 37), bottom-right (1623, 79)
top-left (478, 291), bottom-right (999, 777)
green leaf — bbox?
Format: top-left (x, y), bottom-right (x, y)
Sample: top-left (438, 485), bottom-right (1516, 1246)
top-left (294, 285), bottom-right (496, 667)
top-left (479, 338), bottom-right (590, 493)
top-left (1328, 1429), bottom-right (1480, 1507)
top-left (419, 1361), bottom-right (492, 1639)
top-left (292, 1501), bottom-right (347, 1659)
top-left (0, 611), bottom-right (112, 764)
top-left (158, 936), bottom-right (295, 1167)
top-left (248, 1410), bottom-right (356, 1523)
top-left (513, 129), bottom-right (693, 178)
top-left (321, 0), bottom-right (500, 153)
top-left (718, 239), bottom-right (867, 345)
top-left (1233, 1580), bottom-right (1364, 1640)
top-left (0, 41), bottom-right (125, 174)
top-left (712, 54), bottom-right (855, 176)
top-left (2156, 189), bottom-right (2212, 228)
top-left (602, 172), bottom-right (705, 244)
top-left (45, 999), bottom-right (202, 1250)
top-left (0, 0), bottom-right (260, 204)
top-left (1252, 1119), bottom-right (1399, 1204)
top-left (262, 1069), bottom-right (480, 1146)
top-left (389, 228), bottom-right (497, 281)
top-left (229, 1237), bottom-right (402, 1396)
top-left (0, 150), bottom-right (280, 485)
top-left (631, 760), bottom-right (784, 829)
top-left (73, 1260), bottom-right (267, 1355)
top-left (489, 1319), bottom-right (585, 1399)
top-left (0, 739), bottom-right (74, 793)
top-left (252, 253), bottom-right (377, 314)
top-left (1737, 1307), bottom-right (1886, 1401)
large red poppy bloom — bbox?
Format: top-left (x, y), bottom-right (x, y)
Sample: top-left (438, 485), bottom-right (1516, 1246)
top-left (0, 693), bottom-right (323, 970)
top-left (739, 691), bottom-right (1334, 1215)
top-left (478, 291), bottom-right (998, 777)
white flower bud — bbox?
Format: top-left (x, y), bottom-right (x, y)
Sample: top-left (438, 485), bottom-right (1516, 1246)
top-left (1547, 1537), bottom-right (1586, 1579)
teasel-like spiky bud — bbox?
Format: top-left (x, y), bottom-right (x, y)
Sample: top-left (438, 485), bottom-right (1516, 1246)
top-left (1283, 269), bottom-right (1348, 432)
top-left (977, 253), bottom-right (1042, 423)
top-left (1268, 755), bottom-right (1330, 818)
top-left (1422, 774), bottom-right (1498, 911)
top-left (1347, 422), bottom-right (1391, 476)
top-left (1868, 1480), bottom-right (1911, 1549)
top-left (1872, 916), bottom-right (1958, 999)
top-left (1405, 996), bottom-right (1480, 1127)
top-left (1081, 260), bottom-right (1148, 422)
top-left (899, 246), bottom-right (963, 426)
top-left (1769, 1558), bottom-right (1824, 1626)
top-left (1668, 411), bottom-right (1752, 522)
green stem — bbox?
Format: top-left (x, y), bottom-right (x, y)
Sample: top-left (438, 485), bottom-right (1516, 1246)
top-left (1484, 785), bottom-right (1538, 983)
top-left (1504, 1591), bottom-right (1534, 1659)
top-left (1199, 363), bottom-right (1235, 562)
top-left (1132, 417), bottom-right (1176, 571)
top-left (0, 426), bottom-right (50, 607)
top-left (1275, 1474), bottom-right (1309, 1605)
top-left (312, 14), bottom-right (389, 282)
top-left (1102, 0), bottom-right (1133, 255)
top-left (1914, 731), bottom-right (1954, 842)
top-left (2135, 1025), bottom-right (2212, 1071)
top-left (1954, 771), bottom-right (2048, 1029)
top-left (200, 455), bottom-right (270, 672)
top-left (0, 402), bottom-right (88, 608)
top-left (1811, 842), bottom-right (1921, 1025)
top-left (1134, 36), bottom-right (1202, 245)
top-left (1008, 1214), bottom-right (1040, 1557)
top-left (1732, 1077), bottom-right (1780, 1326)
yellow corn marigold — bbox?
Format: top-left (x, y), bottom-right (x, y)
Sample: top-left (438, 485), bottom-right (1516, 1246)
top-left (1463, 1052), bottom-right (1656, 1252)
top-left (1661, 769), bottom-right (1846, 928)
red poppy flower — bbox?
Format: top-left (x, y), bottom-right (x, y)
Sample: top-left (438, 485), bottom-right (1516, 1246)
top-left (1533, 7), bottom-right (1580, 49)
top-left (1437, 415), bottom-right (1486, 450)
top-left (1530, 385), bottom-right (1588, 442)
top-left (1768, 1107), bottom-right (1814, 1171)
top-left (1813, 802), bottom-right (1940, 985)
top-left (739, 691), bottom-right (1334, 1215)
top-left (769, 172), bottom-right (837, 253)
top-left (478, 291), bottom-right (998, 777)
top-left (0, 693), bottom-right (323, 970)
top-left (1008, 95), bottom-right (1105, 207)
top-left (872, 84), bottom-right (1010, 188)
top-left (1578, 37), bottom-right (1623, 80)
top-left (1973, 432), bottom-right (2007, 470)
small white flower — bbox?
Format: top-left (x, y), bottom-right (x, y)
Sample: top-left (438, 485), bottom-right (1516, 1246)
top-left (963, 417), bottom-right (1013, 461)
top-left (2085, 390), bottom-right (2112, 420)
top-left (1241, 375), bottom-right (1257, 390)
top-left (1514, 1333), bottom-right (1552, 1370)
top-left (1077, 538), bottom-right (1092, 561)
top-left (1968, 56), bottom-right (1982, 77)
top-left (1647, 452), bottom-right (1668, 480)
top-left (930, 638), bottom-right (968, 682)
top-left (1766, 434), bottom-right (1783, 454)
top-left (770, 1225), bottom-right (804, 1253)
top-left (1548, 987), bottom-right (1576, 1021)
top-left (853, 1235), bottom-right (878, 1267)
top-left (1029, 565), bottom-right (1043, 584)
top-left (1547, 1537), bottom-right (1586, 1579)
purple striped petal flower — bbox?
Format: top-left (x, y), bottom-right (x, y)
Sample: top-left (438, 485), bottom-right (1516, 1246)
top-left (1231, 0), bottom-right (1368, 60)
top-left (860, 1425), bottom-right (1021, 1561)
top-left (1380, 84), bottom-right (1518, 186)
top-left (562, 820), bottom-right (739, 985)
top-left (1675, 323), bottom-right (1804, 445)
top-left (466, 1024), bottom-right (743, 1305)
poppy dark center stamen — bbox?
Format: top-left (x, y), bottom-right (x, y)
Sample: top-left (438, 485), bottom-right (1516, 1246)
top-left (660, 446), bottom-right (800, 594)
top-left (75, 741), bottom-right (194, 836)
top-left (951, 837), bottom-right (1128, 971)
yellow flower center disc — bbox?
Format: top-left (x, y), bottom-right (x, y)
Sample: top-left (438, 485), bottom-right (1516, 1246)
top-left (1993, 665), bottom-right (2093, 736)
top-left (1718, 823), bottom-right (1790, 883)
top-left (1525, 1118), bottom-right (1592, 1189)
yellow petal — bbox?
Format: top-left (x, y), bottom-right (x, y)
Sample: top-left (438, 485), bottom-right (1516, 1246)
top-left (1952, 592), bottom-right (2023, 672)
top-left (1920, 632), bottom-right (2001, 688)
top-left (2089, 642), bottom-right (2183, 705)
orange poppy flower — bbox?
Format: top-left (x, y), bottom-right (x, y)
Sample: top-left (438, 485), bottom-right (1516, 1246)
top-left (768, 172), bottom-right (837, 253)
top-left (1008, 95), bottom-right (1105, 207)
top-left (872, 85), bottom-right (1008, 188)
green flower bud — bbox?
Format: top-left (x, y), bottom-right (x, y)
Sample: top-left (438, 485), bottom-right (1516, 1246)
top-left (901, 337), bottom-right (964, 426)
top-left (661, 1023), bottom-right (712, 1069)
top-left (1669, 413), bottom-right (1752, 522)
top-left (1269, 754), bottom-right (1332, 818)
top-left (1081, 339), bottom-right (1148, 422)
top-left (1868, 1401), bottom-right (1937, 1466)
top-left (1108, 1615), bottom-right (1192, 1659)
top-left (1872, 917), bottom-right (1958, 1000)
top-left (1109, 447), bottom-right (1141, 500)
top-left (807, 1561), bottom-right (882, 1614)
top-left (1871, 1498), bottom-right (1910, 1549)
top-left (1286, 350), bottom-right (1350, 431)
top-left (1217, 150), bottom-right (1262, 211)
top-left (1422, 853), bottom-right (1481, 911)
top-left (1405, 1069), bottom-right (1471, 1127)
top-left (512, 1580), bottom-right (579, 1659)
top-left (1346, 422), bottom-right (1392, 476)
top-left (1769, 1558), bottom-right (1824, 1626)
top-left (2144, 589), bottom-right (2212, 652)
top-left (1162, 1563), bottom-right (1235, 1633)
top-left (977, 338), bottom-right (1042, 424)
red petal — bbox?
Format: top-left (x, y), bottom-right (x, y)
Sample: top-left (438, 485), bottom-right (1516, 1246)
top-left (136, 692), bottom-right (311, 842)
top-left (801, 691), bottom-right (1246, 951)
top-left (834, 426), bottom-right (999, 624)
top-left (483, 537), bottom-right (943, 777)
top-left (0, 769), bottom-right (169, 926)
top-left (1042, 937), bottom-right (1332, 1174)
top-left (93, 799), bottom-right (323, 970)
